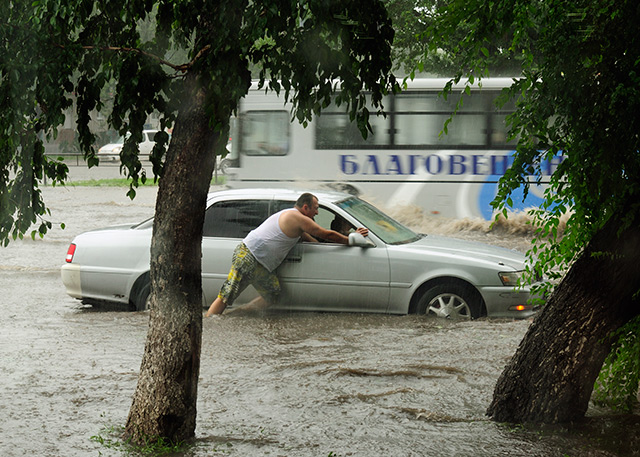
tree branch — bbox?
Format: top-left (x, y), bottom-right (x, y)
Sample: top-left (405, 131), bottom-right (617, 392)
top-left (59, 44), bottom-right (212, 73)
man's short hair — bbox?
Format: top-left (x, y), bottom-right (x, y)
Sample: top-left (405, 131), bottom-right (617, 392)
top-left (296, 192), bottom-right (317, 208)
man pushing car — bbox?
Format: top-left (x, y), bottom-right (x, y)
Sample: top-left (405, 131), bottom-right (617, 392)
top-left (205, 192), bottom-right (368, 316)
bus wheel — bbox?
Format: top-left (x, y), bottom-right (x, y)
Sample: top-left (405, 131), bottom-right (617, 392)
top-left (416, 283), bottom-right (481, 319)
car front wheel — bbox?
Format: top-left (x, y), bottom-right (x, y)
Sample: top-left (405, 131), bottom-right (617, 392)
top-left (416, 283), bottom-right (482, 319)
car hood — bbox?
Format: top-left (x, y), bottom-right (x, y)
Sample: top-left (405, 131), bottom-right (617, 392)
top-left (401, 234), bottom-right (528, 270)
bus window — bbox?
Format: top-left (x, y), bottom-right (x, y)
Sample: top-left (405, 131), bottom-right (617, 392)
top-left (241, 111), bottom-right (289, 156)
top-left (315, 93), bottom-right (391, 148)
top-left (489, 112), bottom-right (517, 146)
top-left (314, 90), bottom-right (515, 149)
top-left (394, 92), bottom-right (487, 147)
top-left (394, 112), bottom-right (487, 146)
top-left (316, 112), bottom-right (389, 148)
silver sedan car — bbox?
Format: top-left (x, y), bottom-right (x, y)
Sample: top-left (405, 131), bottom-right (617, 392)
top-left (61, 188), bottom-right (541, 319)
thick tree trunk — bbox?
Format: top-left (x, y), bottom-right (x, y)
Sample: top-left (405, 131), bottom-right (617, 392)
top-left (124, 72), bottom-right (224, 443)
top-left (487, 216), bottom-right (640, 423)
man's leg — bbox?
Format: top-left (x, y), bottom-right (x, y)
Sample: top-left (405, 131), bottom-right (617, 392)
top-left (205, 296), bottom-right (228, 316)
top-left (252, 265), bottom-right (281, 307)
top-left (205, 243), bottom-right (254, 317)
top-left (244, 296), bottom-right (268, 308)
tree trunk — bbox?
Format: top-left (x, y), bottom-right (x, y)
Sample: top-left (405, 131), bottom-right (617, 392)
top-left (487, 216), bottom-right (640, 423)
top-left (124, 72), bottom-right (224, 443)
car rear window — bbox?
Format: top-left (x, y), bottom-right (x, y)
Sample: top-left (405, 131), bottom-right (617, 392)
top-left (203, 200), bottom-right (270, 238)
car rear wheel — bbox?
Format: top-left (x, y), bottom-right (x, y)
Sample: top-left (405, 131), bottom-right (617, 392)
top-left (416, 283), bottom-right (482, 319)
top-left (130, 273), bottom-right (151, 311)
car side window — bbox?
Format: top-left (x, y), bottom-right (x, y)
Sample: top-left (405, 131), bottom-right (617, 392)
top-left (271, 200), bottom-right (335, 227)
top-left (203, 200), bottom-right (270, 238)
top-left (314, 207), bottom-right (337, 231)
top-left (270, 200), bottom-right (294, 214)
top-left (271, 200), bottom-right (351, 242)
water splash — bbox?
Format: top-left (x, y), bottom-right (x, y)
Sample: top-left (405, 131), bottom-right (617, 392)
top-left (385, 203), bottom-right (570, 252)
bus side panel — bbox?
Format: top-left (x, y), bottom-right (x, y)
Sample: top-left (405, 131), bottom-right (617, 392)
top-left (229, 80), bottom-right (564, 220)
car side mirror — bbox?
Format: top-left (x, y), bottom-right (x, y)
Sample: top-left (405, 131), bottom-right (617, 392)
top-left (348, 232), bottom-right (375, 247)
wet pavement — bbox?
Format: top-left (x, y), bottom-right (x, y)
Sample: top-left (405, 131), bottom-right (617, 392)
top-left (1, 178), bottom-right (639, 456)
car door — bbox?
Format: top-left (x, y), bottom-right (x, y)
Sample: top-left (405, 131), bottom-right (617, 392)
top-left (274, 202), bottom-right (391, 313)
top-left (200, 198), bottom-right (271, 305)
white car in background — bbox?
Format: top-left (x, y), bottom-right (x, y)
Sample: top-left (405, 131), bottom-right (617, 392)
top-left (97, 130), bottom-right (166, 161)
top-left (61, 188), bottom-right (543, 319)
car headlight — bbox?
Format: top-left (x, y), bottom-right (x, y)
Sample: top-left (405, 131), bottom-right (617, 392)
top-left (498, 271), bottom-right (522, 286)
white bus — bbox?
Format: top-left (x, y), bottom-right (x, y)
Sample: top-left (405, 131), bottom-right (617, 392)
top-left (226, 78), bottom-right (563, 220)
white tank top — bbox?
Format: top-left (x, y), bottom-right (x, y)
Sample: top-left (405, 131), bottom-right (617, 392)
top-left (244, 209), bottom-right (300, 272)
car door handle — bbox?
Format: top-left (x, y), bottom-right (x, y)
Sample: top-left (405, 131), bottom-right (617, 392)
top-left (284, 255), bottom-right (301, 262)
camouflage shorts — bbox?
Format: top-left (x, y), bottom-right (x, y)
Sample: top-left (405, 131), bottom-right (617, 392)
top-left (218, 243), bottom-right (281, 306)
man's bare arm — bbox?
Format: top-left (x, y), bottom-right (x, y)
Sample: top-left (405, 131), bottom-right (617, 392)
top-left (281, 208), bottom-right (367, 244)
top-left (299, 218), bottom-right (369, 245)
top-left (301, 232), bottom-right (319, 242)
top-left (297, 216), bottom-right (349, 244)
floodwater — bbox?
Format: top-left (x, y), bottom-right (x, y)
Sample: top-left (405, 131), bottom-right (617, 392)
top-left (1, 179), bottom-right (639, 457)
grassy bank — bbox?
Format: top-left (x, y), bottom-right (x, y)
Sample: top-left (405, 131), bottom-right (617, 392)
top-left (63, 176), bottom-right (226, 187)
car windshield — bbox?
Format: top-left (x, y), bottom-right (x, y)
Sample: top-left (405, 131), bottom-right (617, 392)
top-left (337, 197), bottom-right (421, 245)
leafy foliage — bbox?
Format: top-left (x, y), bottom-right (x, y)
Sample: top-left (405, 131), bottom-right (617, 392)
top-left (414, 0), bottom-right (640, 411)
top-left (1, 1), bottom-right (67, 245)
top-left (3, 0), bottom-right (397, 444)
top-left (416, 0), bottom-right (640, 288)
top-left (385, 0), bottom-right (522, 76)
top-left (1, 0), bottom-right (397, 245)
top-left (593, 316), bottom-right (640, 412)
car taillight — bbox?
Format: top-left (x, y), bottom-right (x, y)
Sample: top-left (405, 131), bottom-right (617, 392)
top-left (66, 243), bottom-right (76, 263)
